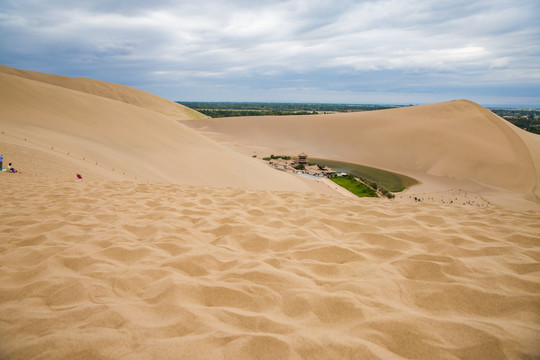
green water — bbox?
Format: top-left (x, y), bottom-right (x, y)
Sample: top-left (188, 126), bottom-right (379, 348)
top-left (309, 158), bottom-right (418, 192)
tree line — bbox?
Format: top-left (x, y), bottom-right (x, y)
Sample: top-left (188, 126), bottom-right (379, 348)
top-left (178, 102), bottom-right (399, 118)
top-left (490, 109), bottom-right (540, 135)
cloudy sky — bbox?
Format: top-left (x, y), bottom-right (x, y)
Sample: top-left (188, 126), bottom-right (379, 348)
top-left (1, 0), bottom-right (539, 106)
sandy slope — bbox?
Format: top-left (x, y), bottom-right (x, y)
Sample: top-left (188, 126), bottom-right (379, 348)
top-left (0, 69), bottom-right (311, 192)
top-left (1, 176), bottom-right (539, 359)
top-left (1, 66), bottom-right (540, 359)
top-left (182, 101), bottom-right (540, 207)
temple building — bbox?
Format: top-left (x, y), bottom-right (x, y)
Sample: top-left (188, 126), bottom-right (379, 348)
top-left (298, 152), bottom-right (308, 166)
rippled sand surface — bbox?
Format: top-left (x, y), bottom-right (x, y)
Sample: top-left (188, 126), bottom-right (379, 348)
top-left (1, 177), bottom-right (539, 359)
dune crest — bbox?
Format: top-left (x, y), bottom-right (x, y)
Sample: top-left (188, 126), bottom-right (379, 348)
top-left (0, 64), bottom-right (206, 120)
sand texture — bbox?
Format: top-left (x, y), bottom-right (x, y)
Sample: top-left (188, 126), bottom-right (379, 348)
top-left (1, 65), bottom-right (540, 359)
top-left (1, 176), bottom-right (539, 359)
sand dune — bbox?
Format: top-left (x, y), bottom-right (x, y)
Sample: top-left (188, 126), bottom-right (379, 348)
top-left (182, 101), bottom-right (540, 207)
top-left (1, 66), bottom-right (540, 359)
top-left (1, 176), bottom-right (539, 359)
top-left (0, 68), bottom-right (312, 191)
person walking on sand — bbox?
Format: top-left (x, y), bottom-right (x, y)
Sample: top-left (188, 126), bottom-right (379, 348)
top-left (0, 153), bottom-right (3, 170)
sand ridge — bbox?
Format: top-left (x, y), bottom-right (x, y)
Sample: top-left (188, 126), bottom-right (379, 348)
top-left (1, 176), bottom-right (539, 359)
top-left (0, 65), bottom-right (207, 120)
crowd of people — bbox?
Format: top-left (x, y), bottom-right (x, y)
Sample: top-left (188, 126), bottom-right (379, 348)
top-left (396, 188), bottom-right (493, 207)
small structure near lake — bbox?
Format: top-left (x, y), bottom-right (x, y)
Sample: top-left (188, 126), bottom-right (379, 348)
top-left (298, 152), bottom-right (308, 166)
top-left (267, 154), bottom-right (341, 178)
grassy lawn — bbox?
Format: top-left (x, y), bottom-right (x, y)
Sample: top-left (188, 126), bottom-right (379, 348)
top-left (331, 177), bottom-right (379, 198)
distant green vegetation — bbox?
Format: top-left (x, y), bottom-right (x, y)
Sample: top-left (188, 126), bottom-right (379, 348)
top-left (262, 154), bottom-right (291, 161)
top-left (310, 158), bottom-right (417, 192)
top-left (331, 175), bottom-right (378, 198)
top-left (178, 102), bottom-right (400, 118)
top-left (356, 176), bottom-right (395, 199)
top-left (490, 108), bottom-right (540, 134)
